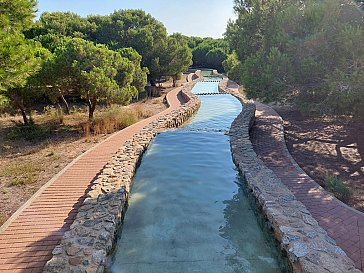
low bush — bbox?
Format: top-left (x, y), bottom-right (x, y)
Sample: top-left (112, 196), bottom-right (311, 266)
top-left (324, 175), bottom-right (353, 203)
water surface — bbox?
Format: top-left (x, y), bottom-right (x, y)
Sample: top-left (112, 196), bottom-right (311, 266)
top-left (109, 84), bottom-right (288, 273)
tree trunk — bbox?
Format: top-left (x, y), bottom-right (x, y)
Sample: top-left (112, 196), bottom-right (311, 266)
top-left (88, 99), bottom-right (96, 120)
top-left (12, 93), bottom-right (29, 125)
top-left (18, 103), bottom-right (29, 125)
top-left (59, 91), bottom-right (70, 115)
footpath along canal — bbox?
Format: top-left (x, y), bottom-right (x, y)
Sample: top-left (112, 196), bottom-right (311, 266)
top-left (108, 79), bottom-right (290, 273)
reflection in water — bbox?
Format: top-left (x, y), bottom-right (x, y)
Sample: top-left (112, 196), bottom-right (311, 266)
top-left (109, 93), bottom-right (289, 273)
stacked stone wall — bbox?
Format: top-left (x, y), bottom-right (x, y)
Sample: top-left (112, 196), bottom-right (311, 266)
top-left (43, 78), bottom-right (201, 273)
top-left (219, 78), bottom-right (361, 273)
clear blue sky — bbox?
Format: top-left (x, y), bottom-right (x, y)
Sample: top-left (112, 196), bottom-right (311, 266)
top-left (36, 0), bottom-right (235, 38)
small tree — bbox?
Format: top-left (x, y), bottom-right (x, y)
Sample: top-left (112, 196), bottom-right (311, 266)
top-left (50, 38), bottom-right (137, 120)
top-left (0, 0), bottom-right (48, 124)
top-left (150, 34), bottom-right (192, 86)
top-left (6, 46), bottom-right (51, 125)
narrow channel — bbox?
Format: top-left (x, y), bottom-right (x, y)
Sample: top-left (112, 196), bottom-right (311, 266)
top-left (108, 78), bottom-right (289, 273)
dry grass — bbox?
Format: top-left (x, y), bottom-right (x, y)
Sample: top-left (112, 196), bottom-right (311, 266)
top-left (0, 161), bottom-right (45, 186)
top-left (0, 96), bottom-right (168, 223)
top-left (133, 104), bottom-right (153, 119)
top-left (81, 107), bottom-right (139, 136)
top-left (0, 213), bottom-right (7, 226)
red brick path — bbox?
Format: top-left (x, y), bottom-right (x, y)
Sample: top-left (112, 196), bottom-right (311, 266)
top-left (251, 102), bottom-right (364, 271)
top-left (0, 87), bottom-right (185, 273)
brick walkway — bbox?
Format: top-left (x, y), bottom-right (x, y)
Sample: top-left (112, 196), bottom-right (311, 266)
top-left (251, 102), bottom-right (364, 271)
top-left (0, 87), bottom-right (185, 273)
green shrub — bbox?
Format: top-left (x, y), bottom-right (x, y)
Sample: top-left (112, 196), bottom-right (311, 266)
top-left (324, 176), bottom-right (352, 203)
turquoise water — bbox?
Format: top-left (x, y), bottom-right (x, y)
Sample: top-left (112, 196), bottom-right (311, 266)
top-left (192, 81), bottom-right (220, 94)
top-left (200, 69), bottom-right (214, 77)
top-left (109, 85), bottom-right (289, 273)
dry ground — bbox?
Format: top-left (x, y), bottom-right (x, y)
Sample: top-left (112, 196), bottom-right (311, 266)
top-left (0, 95), bottom-right (168, 226)
top-left (276, 107), bottom-right (364, 212)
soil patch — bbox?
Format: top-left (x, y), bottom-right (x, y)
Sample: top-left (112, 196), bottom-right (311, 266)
top-left (276, 107), bottom-right (364, 212)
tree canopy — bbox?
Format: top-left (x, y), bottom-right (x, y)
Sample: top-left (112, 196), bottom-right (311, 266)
top-left (1, 7), bottom-right (196, 123)
top-left (40, 38), bottom-right (139, 119)
top-left (27, 9), bottom-right (193, 82)
top-left (188, 37), bottom-right (230, 72)
top-left (149, 33), bottom-right (192, 84)
top-left (225, 0), bottom-right (364, 120)
top-left (0, 0), bottom-right (42, 91)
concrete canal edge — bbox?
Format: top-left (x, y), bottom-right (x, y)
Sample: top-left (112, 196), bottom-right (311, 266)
top-left (220, 78), bottom-right (361, 273)
top-left (42, 76), bottom-right (202, 273)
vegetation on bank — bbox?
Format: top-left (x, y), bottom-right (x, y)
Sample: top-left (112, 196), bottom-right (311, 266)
top-left (223, 0), bottom-right (364, 207)
top-left (1, 0), bottom-right (363, 209)
top-left (0, 0), bottom-right (230, 128)
top-left (224, 0), bottom-right (364, 121)
top-left (2, 0), bottom-right (363, 134)
top-left (187, 37), bottom-right (230, 72)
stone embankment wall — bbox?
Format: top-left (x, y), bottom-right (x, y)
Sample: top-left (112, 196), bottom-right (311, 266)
top-left (187, 70), bottom-right (202, 82)
top-left (219, 78), bottom-right (361, 273)
top-left (43, 80), bottom-right (201, 273)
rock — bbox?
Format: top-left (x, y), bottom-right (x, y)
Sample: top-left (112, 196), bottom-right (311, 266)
top-left (283, 234), bottom-right (300, 244)
top-left (77, 237), bottom-right (94, 246)
top-left (99, 231), bottom-right (110, 242)
top-left (85, 266), bottom-right (99, 273)
top-left (66, 245), bottom-right (82, 256)
top-left (70, 267), bottom-right (87, 273)
top-left (74, 226), bottom-right (90, 237)
top-left (83, 248), bottom-right (93, 255)
top-left (91, 249), bottom-right (106, 265)
top-left (324, 235), bottom-right (337, 246)
top-left (290, 242), bottom-right (309, 259)
top-left (83, 219), bottom-right (102, 227)
top-left (43, 257), bottom-right (67, 273)
top-left (94, 241), bottom-right (105, 250)
top-left (52, 245), bottom-right (65, 255)
top-left (69, 256), bottom-right (83, 266)
top-left (302, 215), bottom-right (317, 226)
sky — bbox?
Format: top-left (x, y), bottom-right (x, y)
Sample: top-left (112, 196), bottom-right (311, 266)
top-left (36, 0), bottom-right (236, 38)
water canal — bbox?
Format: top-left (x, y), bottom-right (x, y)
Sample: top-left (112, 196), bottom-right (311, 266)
top-left (108, 79), bottom-right (289, 273)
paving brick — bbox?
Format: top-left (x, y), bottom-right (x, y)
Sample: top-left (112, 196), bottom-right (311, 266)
top-left (0, 87), bottom-right (184, 271)
top-left (252, 102), bottom-right (364, 271)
